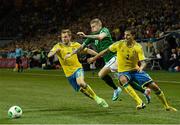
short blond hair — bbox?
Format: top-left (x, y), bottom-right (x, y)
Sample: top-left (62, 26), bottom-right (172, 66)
top-left (90, 18), bottom-right (102, 26)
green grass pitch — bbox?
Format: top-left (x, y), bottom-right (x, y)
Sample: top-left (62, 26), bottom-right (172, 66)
top-left (0, 69), bottom-right (180, 124)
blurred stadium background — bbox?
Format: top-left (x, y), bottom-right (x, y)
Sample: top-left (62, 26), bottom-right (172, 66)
top-left (0, 0), bottom-right (180, 124)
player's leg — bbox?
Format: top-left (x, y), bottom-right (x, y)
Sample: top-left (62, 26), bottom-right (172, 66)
top-left (19, 58), bottom-right (23, 72)
top-left (99, 57), bottom-right (122, 101)
top-left (14, 58), bottom-right (18, 71)
top-left (118, 80), bottom-right (151, 103)
top-left (79, 87), bottom-right (93, 99)
top-left (76, 68), bottom-right (108, 107)
top-left (133, 71), bottom-right (177, 111)
top-left (118, 72), bottom-right (145, 109)
top-left (112, 59), bottom-right (149, 102)
top-left (132, 71), bottom-right (155, 104)
top-left (67, 77), bottom-right (96, 102)
top-left (67, 69), bottom-right (93, 99)
top-left (130, 82), bottom-right (151, 104)
top-left (146, 82), bottom-right (177, 111)
top-left (17, 57), bottom-right (20, 72)
top-left (99, 67), bottom-right (117, 89)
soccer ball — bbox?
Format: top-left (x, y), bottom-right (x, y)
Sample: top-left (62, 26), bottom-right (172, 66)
top-left (8, 106), bottom-right (22, 118)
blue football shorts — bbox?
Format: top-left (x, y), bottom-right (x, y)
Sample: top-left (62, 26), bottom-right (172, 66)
top-left (118, 70), bottom-right (153, 88)
top-left (67, 68), bottom-right (84, 91)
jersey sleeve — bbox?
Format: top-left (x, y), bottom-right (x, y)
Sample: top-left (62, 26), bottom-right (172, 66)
top-left (50, 44), bottom-right (58, 52)
top-left (137, 44), bottom-right (146, 61)
top-left (100, 28), bottom-right (111, 38)
top-left (109, 41), bottom-right (120, 52)
top-left (100, 28), bottom-right (109, 35)
top-left (74, 42), bottom-right (81, 48)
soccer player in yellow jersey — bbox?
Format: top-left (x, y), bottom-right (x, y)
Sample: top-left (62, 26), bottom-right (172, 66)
top-left (48, 29), bottom-right (108, 108)
top-left (89, 29), bottom-right (177, 111)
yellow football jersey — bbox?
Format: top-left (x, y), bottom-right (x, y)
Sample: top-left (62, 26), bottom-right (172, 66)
top-left (109, 40), bottom-right (145, 72)
top-left (50, 42), bottom-right (83, 77)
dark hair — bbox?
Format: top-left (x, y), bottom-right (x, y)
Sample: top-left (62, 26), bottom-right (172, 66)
top-left (125, 28), bottom-right (135, 36)
top-left (61, 29), bottom-right (72, 36)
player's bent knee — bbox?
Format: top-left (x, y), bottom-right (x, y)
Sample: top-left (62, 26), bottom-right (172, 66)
top-left (98, 68), bottom-right (109, 78)
top-left (98, 72), bottom-right (105, 78)
top-left (98, 73), bottom-right (102, 78)
top-left (79, 83), bottom-right (87, 88)
top-left (118, 80), bottom-right (123, 86)
top-left (119, 76), bottom-right (128, 84)
top-left (76, 78), bottom-right (85, 84)
top-left (149, 82), bottom-right (161, 91)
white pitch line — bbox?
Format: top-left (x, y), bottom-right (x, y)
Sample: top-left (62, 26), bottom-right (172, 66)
top-left (18, 72), bottom-right (180, 84)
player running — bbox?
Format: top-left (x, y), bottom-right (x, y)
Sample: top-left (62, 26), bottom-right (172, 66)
top-left (48, 29), bottom-right (108, 108)
top-left (65, 18), bottom-right (150, 103)
top-left (89, 28), bottom-right (177, 111)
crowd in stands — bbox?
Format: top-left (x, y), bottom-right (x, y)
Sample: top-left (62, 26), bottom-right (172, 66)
top-left (0, 0), bottom-right (179, 70)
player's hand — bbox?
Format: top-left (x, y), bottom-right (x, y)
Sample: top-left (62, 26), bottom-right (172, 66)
top-left (87, 57), bottom-right (96, 64)
top-left (77, 32), bottom-right (86, 37)
top-left (135, 65), bottom-right (143, 72)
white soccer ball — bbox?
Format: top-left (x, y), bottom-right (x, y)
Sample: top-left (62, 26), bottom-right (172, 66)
top-left (8, 106), bottom-right (22, 118)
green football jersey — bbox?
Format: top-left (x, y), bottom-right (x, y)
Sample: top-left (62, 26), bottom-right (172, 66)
top-left (83, 27), bottom-right (115, 63)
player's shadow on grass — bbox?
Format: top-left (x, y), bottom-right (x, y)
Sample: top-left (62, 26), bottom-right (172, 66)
top-left (24, 106), bottom-right (114, 113)
top-left (24, 106), bottom-right (136, 116)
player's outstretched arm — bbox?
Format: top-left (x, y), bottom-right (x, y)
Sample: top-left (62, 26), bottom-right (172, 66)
top-left (85, 48), bottom-right (98, 56)
top-left (64, 44), bottom-right (85, 60)
top-left (77, 32), bottom-right (107, 40)
top-left (87, 48), bottom-right (110, 63)
top-left (48, 48), bottom-right (60, 58)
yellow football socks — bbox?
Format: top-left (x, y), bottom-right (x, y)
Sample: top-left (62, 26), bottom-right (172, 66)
top-left (80, 85), bottom-right (97, 100)
top-left (80, 88), bottom-right (93, 99)
top-left (85, 85), bottom-right (97, 99)
top-left (156, 90), bottom-right (177, 111)
top-left (156, 91), bottom-right (169, 108)
top-left (123, 83), bottom-right (143, 105)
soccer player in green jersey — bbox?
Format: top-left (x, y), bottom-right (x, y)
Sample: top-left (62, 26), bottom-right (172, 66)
top-left (67, 18), bottom-right (122, 101)
top-left (65, 18), bottom-right (151, 102)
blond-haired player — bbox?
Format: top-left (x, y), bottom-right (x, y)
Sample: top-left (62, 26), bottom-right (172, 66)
top-left (48, 29), bottom-right (108, 108)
